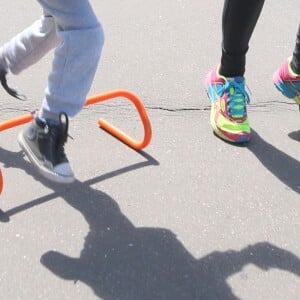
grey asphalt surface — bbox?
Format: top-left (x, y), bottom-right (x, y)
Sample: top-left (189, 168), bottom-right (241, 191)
top-left (0, 1), bottom-right (299, 299)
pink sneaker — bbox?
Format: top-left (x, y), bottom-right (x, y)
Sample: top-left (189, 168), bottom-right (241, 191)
top-left (273, 57), bottom-right (300, 105)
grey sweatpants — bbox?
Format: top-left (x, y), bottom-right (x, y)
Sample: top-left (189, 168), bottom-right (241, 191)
top-left (1, 0), bottom-right (104, 120)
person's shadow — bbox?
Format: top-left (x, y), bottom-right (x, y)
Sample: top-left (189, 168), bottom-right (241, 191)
top-left (40, 181), bottom-right (300, 300)
top-left (246, 129), bottom-right (300, 194)
top-left (288, 130), bottom-right (300, 142)
top-left (0, 146), bottom-right (300, 299)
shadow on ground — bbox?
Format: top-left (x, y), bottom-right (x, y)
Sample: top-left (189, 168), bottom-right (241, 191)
top-left (39, 182), bottom-right (300, 300)
top-left (247, 129), bottom-right (300, 194)
top-left (288, 130), bottom-right (300, 142)
top-left (0, 141), bottom-right (299, 299)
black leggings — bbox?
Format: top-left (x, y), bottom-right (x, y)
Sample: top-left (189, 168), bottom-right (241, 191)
top-left (291, 24), bottom-right (300, 74)
top-left (220, 0), bottom-right (300, 76)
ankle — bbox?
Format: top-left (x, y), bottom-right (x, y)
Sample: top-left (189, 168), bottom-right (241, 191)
top-left (38, 111), bottom-right (61, 125)
top-left (290, 58), bottom-right (300, 76)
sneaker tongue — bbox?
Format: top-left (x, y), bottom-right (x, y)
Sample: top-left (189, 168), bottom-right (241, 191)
top-left (227, 76), bottom-right (244, 83)
top-left (226, 76), bottom-right (246, 118)
top-left (227, 76), bottom-right (244, 97)
top-left (234, 76), bottom-right (244, 83)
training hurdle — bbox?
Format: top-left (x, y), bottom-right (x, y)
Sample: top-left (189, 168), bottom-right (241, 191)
top-left (0, 89), bottom-right (152, 194)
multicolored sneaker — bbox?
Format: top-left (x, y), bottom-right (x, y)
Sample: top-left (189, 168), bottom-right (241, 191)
top-left (273, 57), bottom-right (300, 105)
top-left (204, 66), bottom-right (251, 143)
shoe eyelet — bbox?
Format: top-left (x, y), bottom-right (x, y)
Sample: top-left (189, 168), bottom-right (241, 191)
top-left (44, 125), bottom-right (49, 134)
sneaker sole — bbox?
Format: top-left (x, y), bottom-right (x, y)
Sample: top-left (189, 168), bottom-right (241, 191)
top-left (211, 118), bottom-right (251, 143)
top-left (18, 132), bottom-right (75, 184)
top-left (273, 72), bottom-right (300, 105)
top-left (274, 81), bottom-right (300, 106)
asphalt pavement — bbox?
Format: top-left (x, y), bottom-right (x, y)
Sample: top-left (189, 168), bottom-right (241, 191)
top-left (0, 1), bottom-right (299, 299)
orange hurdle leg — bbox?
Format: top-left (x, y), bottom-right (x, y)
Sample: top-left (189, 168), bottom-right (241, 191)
top-left (85, 89), bottom-right (152, 150)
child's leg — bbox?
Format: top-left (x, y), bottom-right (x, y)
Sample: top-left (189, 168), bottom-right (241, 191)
top-left (37, 0), bottom-right (104, 122)
top-left (1, 13), bottom-right (58, 75)
top-left (18, 0), bottom-right (104, 183)
top-left (220, 0), bottom-right (265, 77)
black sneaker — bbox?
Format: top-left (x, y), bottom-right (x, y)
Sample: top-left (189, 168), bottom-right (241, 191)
top-left (18, 112), bottom-right (75, 184)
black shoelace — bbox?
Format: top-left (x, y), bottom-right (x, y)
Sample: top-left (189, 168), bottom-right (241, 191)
top-left (0, 70), bottom-right (26, 100)
top-left (56, 112), bottom-right (69, 162)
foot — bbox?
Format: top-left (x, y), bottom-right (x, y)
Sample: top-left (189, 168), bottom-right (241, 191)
top-left (204, 65), bottom-right (251, 143)
top-left (273, 57), bottom-right (300, 105)
top-left (18, 112), bottom-right (75, 184)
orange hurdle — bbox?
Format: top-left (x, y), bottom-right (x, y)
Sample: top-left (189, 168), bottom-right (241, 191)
top-left (0, 89), bottom-right (152, 150)
top-left (0, 90), bottom-right (152, 194)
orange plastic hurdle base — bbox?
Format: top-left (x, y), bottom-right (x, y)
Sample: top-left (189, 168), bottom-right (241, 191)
top-left (0, 89), bottom-right (152, 194)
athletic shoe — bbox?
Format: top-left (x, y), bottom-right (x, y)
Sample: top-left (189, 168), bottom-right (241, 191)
top-left (18, 112), bottom-right (75, 184)
top-left (205, 66), bottom-right (251, 143)
top-left (273, 57), bottom-right (300, 105)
